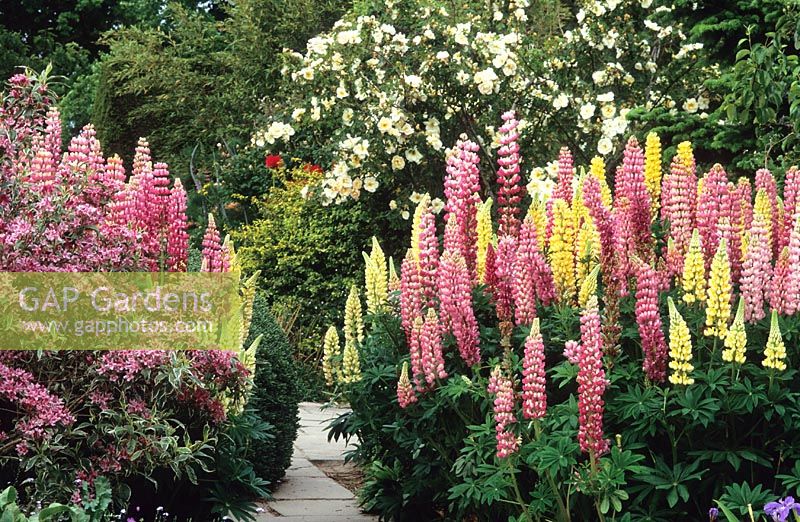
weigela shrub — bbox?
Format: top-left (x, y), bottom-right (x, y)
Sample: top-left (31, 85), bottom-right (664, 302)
top-left (252, 0), bottom-right (715, 208)
top-left (0, 70), bottom-right (259, 517)
top-left (324, 109), bottom-right (800, 520)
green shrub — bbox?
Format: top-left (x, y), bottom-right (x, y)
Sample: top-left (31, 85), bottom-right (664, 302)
top-left (245, 292), bottom-right (301, 484)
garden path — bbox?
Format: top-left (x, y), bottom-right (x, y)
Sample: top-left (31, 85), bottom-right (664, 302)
top-left (253, 402), bottom-right (376, 521)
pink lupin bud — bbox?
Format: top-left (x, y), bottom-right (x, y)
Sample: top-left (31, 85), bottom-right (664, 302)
top-left (400, 249), bottom-right (424, 337)
top-left (496, 111), bottom-right (524, 237)
top-left (577, 296), bottom-right (609, 457)
top-left (635, 261), bottom-right (668, 383)
top-left (583, 175), bottom-right (615, 281)
top-left (444, 137), bottom-right (481, 281)
top-left (437, 248), bottom-right (481, 367)
top-left (133, 138), bottom-right (153, 178)
top-left (553, 147), bottom-right (575, 204)
top-left (487, 366), bottom-right (519, 458)
top-left (756, 168), bottom-right (782, 257)
top-left (201, 214), bottom-right (227, 272)
top-left (397, 362), bottom-right (417, 409)
top-left (660, 154), bottom-right (697, 257)
top-left (784, 167), bottom-right (800, 239)
top-left (513, 218), bottom-right (539, 326)
top-left (616, 137), bottom-right (651, 251)
top-left (563, 340), bottom-right (580, 364)
top-left (696, 164), bottom-right (732, 266)
top-left (29, 147), bottom-right (56, 187)
top-left (522, 318), bottom-right (547, 420)
top-left (741, 212), bottom-right (773, 322)
top-left (611, 196), bottom-right (634, 294)
top-left (769, 247), bottom-right (791, 315)
top-left (43, 107), bottom-right (61, 160)
top-left (782, 216), bottom-right (800, 315)
top-left (513, 215), bottom-right (555, 326)
top-left (166, 179), bottom-right (189, 272)
top-left (418, 205), bottom-right (440, 307)
top-left (420, 309), bottom-right (447, 387)
top-left (492, 235), bottom-right (517, 323)
top-left (483, 242), bottom-right (498, 289)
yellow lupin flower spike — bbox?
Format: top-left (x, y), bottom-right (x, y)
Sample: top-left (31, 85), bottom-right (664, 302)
top-left (682, 229), bottom-right (706, 304)
top-left (667, 297), bottom-right (694, 386)
top-left (549, 198), bottom-right (577, 303)
top-left (344, 285), bottom-right (364, 344)
top-left (323, 325), bottom-right (341, 386)
top-left (529, 197), bottom-right (548, 251)
top-left (644, 132), bottom-right (662, 218)
top-left (763, 310), bottom-right (787, 371)
top-left (476, 198), bottom-right (494, 284)
top-left (578, 264), bottom-right (600, 308)
top-left (575, 218), bottom-right (599, 293)
top-left (363, 237), bottom-right (389, 313)
top-left (704, 238), bottom-right (732, 339)
top-left (341, 336), bottom-right (362, 383)
top-left (589, 156), bottom-right (612, 208)
top-left (722, 297), bottom-right (747, 364)
top-left (676, 140), bottom-right (694, 174)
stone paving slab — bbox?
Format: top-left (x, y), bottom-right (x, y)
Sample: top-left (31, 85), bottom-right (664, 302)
top-left (251, 403), bottom-right (375, 521)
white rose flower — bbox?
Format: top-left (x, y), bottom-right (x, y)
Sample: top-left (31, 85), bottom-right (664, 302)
top-left (391, 155), bottom-right (406, 170)
top-left (401, 210), bottom-right (411, 220)
top-left (698, 95), bottom-right (710, 110)
top-left (342, 108), bottom-right (354, 125)
top-left (597, 91), bottom-right (615, 103)
top-left (580, 103), bottom-right (596, 120)
top-left (592, 70), bottom-right (607, 85)
top-left (292, 108), bottom-right (306, 121)
top-left (302, 68), bottom-right (314, 81)
top-left (436, 51), bottom-right (450, 61)
top-left (404, 75), bottom-right (422, 88)
top-left (336, 84), bottom-right (349, 98)
top-left (424, 29), bottom-right (435, 40)
top-left (430, 198), bottom-right (445, 214)
top-left (364, 176), bottom-right (379, 192)
top-left (553, 93), bottom-right (569, 109)
top-left (601, 104), bottom-right (616, 119)
top-left (683, 98), bottom-right (699, 113)
top-left (597, 137), bottom-right (613, 155)
top-left (640, 0), bottom-right (653, 6)
top-left (405, 148), bottom-right (423, 164)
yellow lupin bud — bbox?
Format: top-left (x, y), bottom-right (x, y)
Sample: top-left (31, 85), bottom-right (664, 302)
top-left (704, 238), bottom-right (732, 339)
top-left (530, 198), bottom-right (548, 251)
top-left (549, 199), bottom-right (577, 303)
top-left (363, 237), bottom-right (389, 313)
top-left (341, 336), bottom-right (362, 383)
top-left (763, 310), bottom-right (787, 371)
top-left (644, 132), bottom-right (662, 218)
top-left (722, 297), bottom-right (747, 364)
top-left (572, 170), bottom-right (588, 226)
top-left (682, 229), bottom-right (706, 304)
top-left (589, 156), bottom-right (613, 208)
top-left (410, 195), bottom-right (431, 265)
top-left (676, 141), bottom-right (694, 173)
top-left (754, 189), bottom-right (773, 250)
top-left (388, 256), bottom-right (400, 293)
top-left (667, 297), bottom-right (694, 386)
top-left (476, 198), bottom-right (494, 284)
top-left (578, 264), bottom-right (600, 308)
top-left (323, 325), bottom-right (341, 386)
top-left (574, 218), bottom-right (599, 291)
top-left (344, 285), bottom-right (364, 344)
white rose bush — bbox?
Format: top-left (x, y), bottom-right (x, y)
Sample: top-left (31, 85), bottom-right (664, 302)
top-left (253, 0), bottom-right (717, 208)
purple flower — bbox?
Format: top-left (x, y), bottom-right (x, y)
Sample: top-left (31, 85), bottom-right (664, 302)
top-left (709, 507), bottom-right (719, 521)
top-left (765, 497), bottom-right (800, 522)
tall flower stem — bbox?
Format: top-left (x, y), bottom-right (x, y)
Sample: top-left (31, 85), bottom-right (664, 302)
top-left (534, 420), bottom-right (571, 522)
top-left (509, 456), bottom-right (533, 522)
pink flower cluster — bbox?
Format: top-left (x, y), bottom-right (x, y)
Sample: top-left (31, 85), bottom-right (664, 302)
top-left (512, 217), bottom-right (555, 325)
top-left (635, 262), bottom-right (668, 382)
top-left (496, 111), bottom-right (524, 237)
top-left (444, 137), bottom-right (481, 279)
top-left (576, 298), bottom-right (609, 457)
top-left (522, 321), bottom-right (547, 420)
top-left (487, 367), bottom-right (519, 458)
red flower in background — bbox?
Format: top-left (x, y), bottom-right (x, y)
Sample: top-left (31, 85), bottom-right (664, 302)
top-left (304, 163), bottom-right (323, 174)
top-left (265, 154), bottom-right (283, 169)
